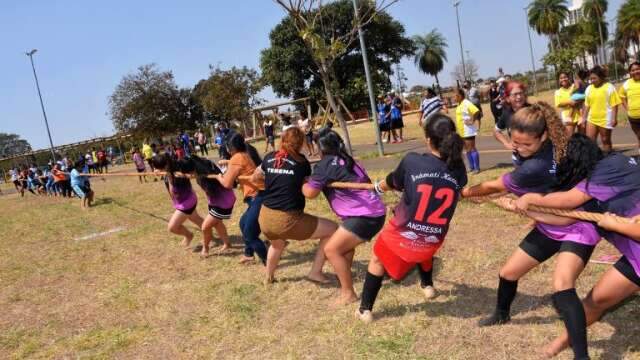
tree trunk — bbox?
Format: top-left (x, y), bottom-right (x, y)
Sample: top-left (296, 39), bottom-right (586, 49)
top-left (597, 21), bottom-right (606, 64)
top-left (319, 65), bottom-right (353, 155)
top-left (435, 73), bottom-right (441, 95)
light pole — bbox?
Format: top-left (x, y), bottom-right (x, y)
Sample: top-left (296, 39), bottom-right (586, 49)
top-left (609, 17), bottom-right (619, 82)
top-left (352, 0), bottom-right (383, 156)
top-left (25, 49), bottom-right (56, 162)
top-left (454, 1), bottom-right (466, 82)
top-left (524, 7), bottom-right (538, 95)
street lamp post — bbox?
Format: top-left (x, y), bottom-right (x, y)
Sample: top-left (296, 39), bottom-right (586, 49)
top-left (609, 17), bottom-right (619, 82)
top-left (524, 7), bottom-right (538, 95)
top-left (25, 49), bottom-right (57, 162)
top-left (352, 0), bottom-right (384, 156)
top-left (454, 1), bottom-right (466, 82)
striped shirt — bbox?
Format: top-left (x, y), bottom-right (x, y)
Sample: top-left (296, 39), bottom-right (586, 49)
top-left (421, 97), bottom-right (443, 122)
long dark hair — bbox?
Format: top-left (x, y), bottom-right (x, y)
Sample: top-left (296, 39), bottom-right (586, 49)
top-left (555, 133), bottom-right (604, 191)
top-left (225, 133), bottom-right (262, 167)
top-left (190, 155), bottom-right (223, 197)
top-left (151, 153), bottom-right (195, 184)
top-left (425, 114), bottom-right (464, 170)
top-left (318, 128), bottom-right (355, 173)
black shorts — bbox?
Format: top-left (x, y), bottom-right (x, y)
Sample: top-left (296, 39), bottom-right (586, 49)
top-left (306, 132), bottom-right (314, 144)
top-left (614, 256), bottom-right (640, 287)
top-left (13, 180), bottom-right (20, 187)
top-left (178, 204), bottom-right (197, 216)
top-left (342, 215), bottom-right (386, 241)
top-left (379, 123), bottom-right (391, 132)
top-left (79, 185), bottom-right (91, 194)
top-left (208, 205), bottom-right (233, 220)
top-left (136, 168), bottom-right (145, 173)
top-left (391, 118), bottom-right (404, 129)
top-left (519, 228), bottom-right (594, 264)
top-left (266, 135), bottom-right (275, 145)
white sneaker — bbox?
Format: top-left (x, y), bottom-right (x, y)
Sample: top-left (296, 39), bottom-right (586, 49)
top-left (383, 138), bottom-right (388, 143)
top-left (355, 309), bottom-right (373, 323)
top-left (421, 285), bottom-right (437, 300)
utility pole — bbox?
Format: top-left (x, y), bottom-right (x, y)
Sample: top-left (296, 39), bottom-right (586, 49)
top-left (352, 0), bottom-right (384, 156)
top-left (26, 49), bottom-right (57, 162)
top-left (524, 7), bottom-right (538, 95)
top-left (454, 1), bottom-right (467, 81)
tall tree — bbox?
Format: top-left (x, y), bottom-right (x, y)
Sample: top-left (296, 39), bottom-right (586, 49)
top-left (451, 58), bottom-right (479, 84)
top-left (270, 0), bottom-right (403, 154)
top-left (109, 64), bottom-right (194, 137)
top-left (193, 66), bottom-right (265, 135)
top-left (528, 0), bottom-right (569, 50)
top-left (0, 133), bottom-right (32, 158)
top-left (583, 0), bottom-right (608, 64)
top-left (617, 0), bottom-right (640, 58)
top-left (412, 29), bottom-right (448, 94)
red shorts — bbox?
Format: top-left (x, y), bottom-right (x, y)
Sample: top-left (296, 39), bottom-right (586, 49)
top-left (373, 237), bottom-right (439, 281)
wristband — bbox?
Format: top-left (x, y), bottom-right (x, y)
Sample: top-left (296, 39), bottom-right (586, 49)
top-left (374, 180), bottom-right (385, 195)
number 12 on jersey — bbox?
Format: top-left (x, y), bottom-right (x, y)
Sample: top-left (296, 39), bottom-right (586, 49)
top-left (414, 184), bottom-right (455, 225)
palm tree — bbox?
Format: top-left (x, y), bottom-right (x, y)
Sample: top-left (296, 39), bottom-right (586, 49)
top-left (583, 0), bottom-right (608, 64)
top-left (528, 0), bottom-right (569, 50)
top-left (617, 0), bottom-right (640, 58)
top-left (412, 29), bottom-right (448, 94)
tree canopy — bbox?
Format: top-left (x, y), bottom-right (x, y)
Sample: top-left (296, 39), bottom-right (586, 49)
top-left (412, 29), bottom-right (448, 92)
top-left (108, 64), bottom-right (196, 137)
top-left (193, 66), bottom-right (264, 133)
top-left (0, 133), bottom-right (32, 158)
top-left (261, 0), bottom-right (414, 112)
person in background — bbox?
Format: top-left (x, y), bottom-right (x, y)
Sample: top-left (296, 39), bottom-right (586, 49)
top-left (197, 129), bottom-right (209, 156)
top-left (420, 88), bottom-right (445, 127)
top-left (263, 117), bottom-right (276, 153)
top-left (298, 111), bottom-right (317, 156)
top-left (489, 80), bottom-right (502, 125)
top-left (494, 81), bottom-right (531, 151)
top-left (180, 131), bottom-right (191, 158)
top-left (582, 65), bottom-right (621, 153)
top-left (390, 93), bottom-right (404, 142)
top-left (619, 61), bottom-right (640, 156)
top-left (464, 80), bottom-right (483, 121)
top-left (555, 72), bottom-right (581, 137)
top-left (70, 160), bottom-right (94, 208)
top-left (377, 95), bottom-right (391, 143)
top-left (454, 88), bottom-right (481, 173)
top-left (85, 152), bottom-right (96, 174)
top-left (132, 147), bottom-right (147, 183)
top-left (91, 147), bottom-right (100, 173)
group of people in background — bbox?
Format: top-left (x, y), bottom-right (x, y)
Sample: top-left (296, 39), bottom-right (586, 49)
top-left (377, 92), bottom-right (406, 143)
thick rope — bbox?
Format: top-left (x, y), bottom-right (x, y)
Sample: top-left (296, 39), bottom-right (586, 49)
top-left (78, 172), bottom-right (376, 190)
top-left (489, 196), bottom-right (637, 224)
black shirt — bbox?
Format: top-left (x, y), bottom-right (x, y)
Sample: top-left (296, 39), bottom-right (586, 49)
top-left (505, 140), bottom-right (557, 195)
top-left (386, 152), bottom-right (467, 243)
top-left (261, 151), bottom-right (311, 211)
top-left (495, 103), bottom-right (531, 133)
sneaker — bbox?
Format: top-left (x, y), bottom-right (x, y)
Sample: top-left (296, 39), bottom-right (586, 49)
top-left (478, 311), bottom-right (511, 327)
top-left (383, 138), bottom-right (389, 143)
top-left (355, 309), bottom-right (373, 323)
top-left (472, 169), bottom-right (481, 175)
top-left (421, 285), bottom-right (437, 300)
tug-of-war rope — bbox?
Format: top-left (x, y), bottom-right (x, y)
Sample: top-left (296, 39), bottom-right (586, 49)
top-left (78, 172), bottom-right (637, 224)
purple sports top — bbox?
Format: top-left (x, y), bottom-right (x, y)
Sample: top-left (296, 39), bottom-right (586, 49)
top-left (307, 156), bottom-right (386, 220)
top-left (206, 187), bottom-right (236, 209)
top-left (166, 177), bottom-right (197, 211)
top-left (502, 141), bottom-right (600, 245)
top-left (577, 154), bottom-right (640, 277)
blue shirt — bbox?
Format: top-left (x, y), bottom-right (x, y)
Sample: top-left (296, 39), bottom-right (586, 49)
top-left (70, 169), bottom-right (86, 187)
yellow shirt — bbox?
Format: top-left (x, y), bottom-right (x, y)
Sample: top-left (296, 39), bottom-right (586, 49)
top-left (142, 144), bottom-right (153, 160)
top-left (619, 78), bottom-right (640, 119)
top-left (585, 83), bottom-right (621, 128)
top-left (554, 86), bottom-right (580, 124)
top-left (455, 99), bottom-right (479, 138)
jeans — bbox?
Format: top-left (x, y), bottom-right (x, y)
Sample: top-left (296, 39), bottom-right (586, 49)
top-left (239, 193), bottom-right (268, 263)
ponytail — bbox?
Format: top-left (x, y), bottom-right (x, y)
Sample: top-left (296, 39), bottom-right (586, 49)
top-left (425, 114), bottom-right (465, 171)
top-left (511, 101), bottom-right (568, 162)
top-left (190, 155), bottom-right (223, 197)
top-left (555, 133), bottom-right (603, 190)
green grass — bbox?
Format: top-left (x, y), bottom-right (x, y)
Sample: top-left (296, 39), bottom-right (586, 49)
top-left (1, 111), bottom-right (639, 359)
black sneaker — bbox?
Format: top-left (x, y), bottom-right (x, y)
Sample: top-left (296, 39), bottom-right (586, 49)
top-left (478, 311), bottom-right (511, 327)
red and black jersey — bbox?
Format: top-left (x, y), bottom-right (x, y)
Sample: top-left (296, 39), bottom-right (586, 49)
top-left (383, 152), bottom-right (467, 262)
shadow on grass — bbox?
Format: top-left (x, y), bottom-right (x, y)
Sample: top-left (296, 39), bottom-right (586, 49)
top-left (111, 199), bottom-right (170, 223)
top-left (92, 197), bottom-right (115, 206)
top-left (588, 294), bottom-right (640, 359)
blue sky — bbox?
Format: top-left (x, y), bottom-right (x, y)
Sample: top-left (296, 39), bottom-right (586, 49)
top-left (0, 0), bottom-right (623, 149)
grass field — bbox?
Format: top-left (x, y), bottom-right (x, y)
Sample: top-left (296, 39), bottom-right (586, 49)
top-left (1, 90), bottom-right (639, 359)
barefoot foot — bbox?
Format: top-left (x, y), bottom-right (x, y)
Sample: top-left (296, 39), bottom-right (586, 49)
top-left (329, 293), bottom-right (359, 308)
top-left (239, 255), bottom-right (255, 264)
top-left (306, 273), bottom-right (331, 284)
top-left (181, 233), bottom-right (194, 248)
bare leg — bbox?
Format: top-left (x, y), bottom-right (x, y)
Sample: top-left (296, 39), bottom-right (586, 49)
top-left (213, 220), bottom-right (231, 252)
top-left (499, 248), bottom-right (540, 281)
top-left (307, 218), bottom-right (339, 283)
top-left (324, 227), bottom-right (363, 305)
top-left (585, 122), bottom-right (598, 142)
top-left (564, 123), bottom-right (576, 138)
top-left (630, 121), bottom-right (640, 155)
top-left (600, 128), bottom-right (612, 153)
top-left (265, 239), bottom-right (287, 283)
top-left (167, 210), bottom-right (193, 246)
top-left (201, 215), bottom-right (216, 257)
top-left (543, 266), bottom-right (639, 358)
